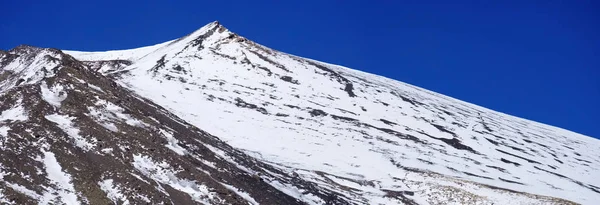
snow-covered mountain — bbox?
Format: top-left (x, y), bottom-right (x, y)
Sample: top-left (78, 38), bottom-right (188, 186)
top-left (1, 21), bottom-right (598, 204)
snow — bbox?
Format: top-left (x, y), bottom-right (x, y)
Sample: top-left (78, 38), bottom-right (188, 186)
top-left (101, 122), bottom-right (119, 132)
top-left (40, 82), bottom-right (67, 107)
top-left (45, 114), bottom-right (95, 151)
top-left (6, 183), bottom-right (41, 199)
top-left (73, 78), bottom-right (104, 93)
top-left (63, 39), bottom-right (174, 62)
top-left (159, 129), bottom-right (187, 155)
top-left (220, 183), bottom-right (259, 205)
top-left (0, 189), bottom-right (14, 205)
top-left (98, 179), bottom-right (130, 205)
top-left (60, 21), bottom-right (600, 204)
top-left (0, 49), bottom-right (62, 92)
top-left (136, 194), bottom-right (151, 203)
top-left (198, 158), bottom-right (218, 170)
top-left (405, 173), bottom-right (564, 205)
top-left (37, 150), bottom-right (80, 204)
top-left (88, 98), bottom-right (148, 128)
top-left (130, 173), bottom-right (150, 184)
top-left (201, 143), bottom-right (255, 175)
top-left (132, 154), bottom-right (220, 204)
top-left (101, 148), bottom-right (114, 155)
top-left (87, 105), bottom-right (120, 132)
top-left (268, 180), bottom-right (325, 205)
top-left (88, 84), bottom-right (104, 93)
top-left (0, 104), bottom-right (28, 122)
top-left (0, 126), bottom-right (9, 138)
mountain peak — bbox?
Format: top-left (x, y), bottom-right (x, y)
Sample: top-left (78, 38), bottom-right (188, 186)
top-left (206, 20), bottom-right (233, 34)
top-left (208, 20), bottom-right (221, 27)
top-left (60, 21), bottom-right (233, 63)
top-left (184, 20), bottom-right (235, 45)
top-left (204, 20), bottom-right (225, 32)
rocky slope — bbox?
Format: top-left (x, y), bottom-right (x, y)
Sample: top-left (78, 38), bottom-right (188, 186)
top-left (1, 21), bottom-right (599, 204)
top-left (0, 45), bottom-right (349, 205)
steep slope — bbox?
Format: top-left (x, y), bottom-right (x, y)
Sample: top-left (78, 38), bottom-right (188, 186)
top-left (0, 45), bottom-right (353, 204)
top-left (62, 21), bottom-right (600, 204)
top-left (3, 21), bottom-right (598, 205)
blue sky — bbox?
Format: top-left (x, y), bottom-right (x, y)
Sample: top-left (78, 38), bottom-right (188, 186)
top-left (1, 1), bottom-right (598, 138)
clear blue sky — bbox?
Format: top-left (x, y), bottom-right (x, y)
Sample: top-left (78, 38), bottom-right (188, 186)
top-left (2, 1), bottom-right (598, 138)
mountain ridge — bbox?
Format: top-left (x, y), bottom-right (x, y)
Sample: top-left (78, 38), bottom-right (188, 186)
top-left (62, 23), bottom-right (595, 141)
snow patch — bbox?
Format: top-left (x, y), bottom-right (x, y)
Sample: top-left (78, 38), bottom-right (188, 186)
top-left (130, 173), bottom-right (150, 184)
top-left (40, 82), bottom-right (67, 107)
top-left (221, 183), bottom-right (259, 205)
top-left (37, 150), bottom-right (80, 204)
top-left (198, 158), bottom-right (218, 170)
top-left (0, 126), bottom-right (9, 138)
top-left (268, 180), bottom-right (325, 205)
top-left (98, 179), bottom-right (130, 205)
top-left (88, 84), bottom-right (104, 93)
top-left (88, 99), bottom-right (148, 128)
top-left (45, 114), bottom-right (95, 151)
top-left (132, 154), bottom-right (220, 204)
top-left (136, 194), bottom-right (151, 203)
top-left (101, 148), bottom-right (114, 155)
top-left (0, 105), bottom-right (28, 122)
top-left (0, 171), bottom-right (14, 204)
top-left (201, 143), bottom-right (254, 174)
top-left (6, 183), bottom-right (41, 199)
top-left (87, 106), bottom-right (120, 132)
top-left (102, 123), bottom-right (119, 132)
top-left (0, 191), bottom-right (14, 205)
top-left (159, 129), bottom-right (187, 155)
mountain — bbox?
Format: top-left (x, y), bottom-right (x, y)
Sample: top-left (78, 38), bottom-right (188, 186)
top-left (1, 21), bottom-right (598, 205)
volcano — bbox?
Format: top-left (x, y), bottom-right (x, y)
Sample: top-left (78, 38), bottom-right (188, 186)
top-left (0, 21), bottom-right (598, 204)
